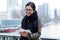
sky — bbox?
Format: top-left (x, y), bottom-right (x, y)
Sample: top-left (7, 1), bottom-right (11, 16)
top-left (0, 0), bottom-right (60, 11)
top-left (30, 0), bottom-right (60, 9)
top-left (30, 0), bottom-right (60, 19)
top-left (0, 0), bottom-right (7, 12)
top-left (0, 0), bottom-right (22, 12)
top-left (0, 0), bottom-right (60, 18)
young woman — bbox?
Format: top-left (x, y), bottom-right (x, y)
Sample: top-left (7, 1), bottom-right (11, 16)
top-left (20, 2), bottom-right (41, 40)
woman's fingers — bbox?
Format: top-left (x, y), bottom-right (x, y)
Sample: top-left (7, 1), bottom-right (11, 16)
top-left (20, 32), bottom-right (28, 37)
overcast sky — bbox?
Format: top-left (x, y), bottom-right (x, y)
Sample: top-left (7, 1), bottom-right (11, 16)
top-left (0, 0), bottom-right (60, 18)
top-left (30, 0), bottom-right (60, 18)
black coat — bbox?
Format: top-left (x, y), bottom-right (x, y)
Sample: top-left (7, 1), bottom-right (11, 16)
top-left (20, 11), bottom-right (38, 40)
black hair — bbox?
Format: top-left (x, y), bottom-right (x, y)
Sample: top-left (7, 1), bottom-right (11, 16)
top-left (25, 2), bottom-right (36, 11)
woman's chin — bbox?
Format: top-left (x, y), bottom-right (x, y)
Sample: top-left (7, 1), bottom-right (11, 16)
top-left (27, 15), bottom-right (30, 16)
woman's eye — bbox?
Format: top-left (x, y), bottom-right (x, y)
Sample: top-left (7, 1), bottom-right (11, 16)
top-left (26, 9), bottom-right (32, 11)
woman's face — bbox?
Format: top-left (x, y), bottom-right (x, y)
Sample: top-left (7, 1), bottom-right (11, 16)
top-left (25, 6), bottom-right (35, 16)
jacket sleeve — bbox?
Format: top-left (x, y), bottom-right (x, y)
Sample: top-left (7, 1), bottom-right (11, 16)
top-left (28, 19), bottom-right (42, 40)
top-left (30, 20), bottom-right (38, 33)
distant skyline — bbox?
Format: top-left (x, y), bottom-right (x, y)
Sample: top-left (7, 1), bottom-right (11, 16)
top-left (54, 9), bottom-right (60, 18)
top-left (0, 0), bottom-right (60, 19)
top-left (30, 0), bottom-right (60, 19)
top-left (30, 0), bottom-right (60, 9)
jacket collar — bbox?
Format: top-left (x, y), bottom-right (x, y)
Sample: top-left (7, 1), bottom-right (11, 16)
top-left (26, 11), bottom-right (38, 22)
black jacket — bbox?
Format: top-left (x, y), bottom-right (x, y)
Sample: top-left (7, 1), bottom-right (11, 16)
top-left (20, 11), bottom-right (38, 40)
top-left (22, 11), bottom-right (38, 33)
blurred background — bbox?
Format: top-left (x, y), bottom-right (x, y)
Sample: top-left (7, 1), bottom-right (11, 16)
top-left (0, 0), bottom-right (60, 40)
top-left (0, 0), bottom-right (60, 26)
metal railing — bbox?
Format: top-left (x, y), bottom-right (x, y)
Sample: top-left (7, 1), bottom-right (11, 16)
top-left (0, 35), bottom-right (20, 40)
top-left (0, 32), bottom-right (20, 40)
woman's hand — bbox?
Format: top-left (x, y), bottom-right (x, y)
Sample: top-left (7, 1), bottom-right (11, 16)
top-left (20, 32), bottom-right (28, 37)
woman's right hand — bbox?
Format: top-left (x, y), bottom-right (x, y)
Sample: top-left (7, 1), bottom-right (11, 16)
top-left (20, 32), bottom-right (28, 37)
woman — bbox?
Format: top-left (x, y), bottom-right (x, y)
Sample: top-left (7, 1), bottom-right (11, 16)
top-left (20, 2), bottom-right (41, 40)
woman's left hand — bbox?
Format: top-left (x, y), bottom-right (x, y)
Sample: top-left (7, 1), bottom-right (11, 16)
top-left (20, 32), bottom-right (28, 37)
